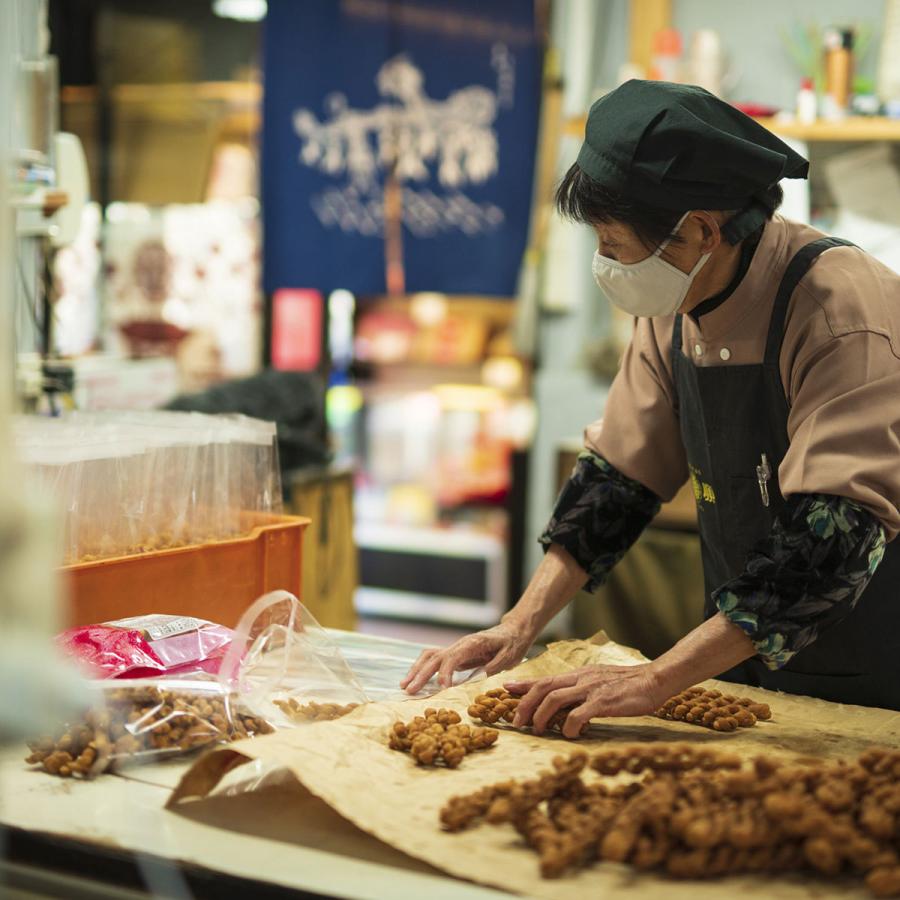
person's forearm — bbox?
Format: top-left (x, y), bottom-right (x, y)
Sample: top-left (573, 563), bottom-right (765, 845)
top-left (540, 452), bottom-right (661, 590)
top-left (713, 493), bottom-right (885, 670)
top-left (502, 543), bottom-right (587, 642)
top-left (650, 612), bottom-right (756, 694)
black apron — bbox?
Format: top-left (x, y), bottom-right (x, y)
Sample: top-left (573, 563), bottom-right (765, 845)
top-left (672, 237), bottom-right (900, 709)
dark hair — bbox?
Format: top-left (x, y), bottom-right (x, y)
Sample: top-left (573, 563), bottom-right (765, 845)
top-left (554, 162), bottom-right (784, 250)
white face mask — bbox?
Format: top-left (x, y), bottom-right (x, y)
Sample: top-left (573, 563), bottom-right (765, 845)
top-left (591, 212), bottom-right (711, 317)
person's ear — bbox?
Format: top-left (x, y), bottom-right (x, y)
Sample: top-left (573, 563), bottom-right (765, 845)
top-left (692, 211), bottom-right (722, 254)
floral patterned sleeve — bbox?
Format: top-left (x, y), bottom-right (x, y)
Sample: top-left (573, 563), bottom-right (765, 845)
top-left (714, 494), bottom-right (886, 670)
top-left (539, 452), bottom-right (662, 591)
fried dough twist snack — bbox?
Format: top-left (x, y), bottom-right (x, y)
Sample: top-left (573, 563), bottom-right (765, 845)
top-left (655, 687), bottom-right (772, 732)
top-left (438, 743), bottom-right (900, 896)
top-left (468, 686), bottom-right (771, 738)
top-left (274, 699), bottom-right (360, 722)
top-left (389, 708), bottom-right (498, 768)
top-left (468, 689), bottom-right (587, 736)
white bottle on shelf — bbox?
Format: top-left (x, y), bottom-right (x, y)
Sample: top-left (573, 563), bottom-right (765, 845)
top-left (796, 77), bottom-right (817, 125)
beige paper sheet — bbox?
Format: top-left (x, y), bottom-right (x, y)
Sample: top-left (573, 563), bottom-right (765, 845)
top-left (169, 636), bottom-right (900, 899)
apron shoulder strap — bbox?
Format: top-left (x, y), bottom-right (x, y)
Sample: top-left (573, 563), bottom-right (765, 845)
top-left (671, 312), bottom-right (684, 373)
top-left (763, 236), bottom-right (856, 369)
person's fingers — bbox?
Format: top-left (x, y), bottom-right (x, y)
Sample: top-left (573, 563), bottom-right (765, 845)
top-left (405, 657), bottom-right (441, 694)
top-left (400, 650), bottom-right (429, 688)
top-left (440, 636), bottom-right (508, 686)
top-left (400, 648), bottom-right (437, 689)
top-left (503, 661), bottom-right (590, 694)
top-left (484, 646), bottom-right (520, 677)
top-left (404, 652), bottom-right (443, 694)
top-left (532, 685), bottom-right (583, 735)
top-left (437, 649), bottom-right (466, 689)
top-left (483, 653), bottom-right (505, 677)
top-left (512, 674), bottom-right (576, 728)
top-left (561, 699), bottom-right (596, 740)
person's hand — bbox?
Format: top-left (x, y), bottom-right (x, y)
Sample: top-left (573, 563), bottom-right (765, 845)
top-left (504, 663), bottom-right (671, 739)
top-left (401, 621), bottom-right (534, 695)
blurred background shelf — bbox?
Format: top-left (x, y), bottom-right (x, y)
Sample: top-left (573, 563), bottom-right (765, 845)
top-left (564, 114), bottom-right (900, 142)
top-left (753, 116), bottom-right (900, 142)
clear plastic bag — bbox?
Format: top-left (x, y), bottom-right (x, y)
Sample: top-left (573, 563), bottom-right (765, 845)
top-left (321, 628), bottom-right (480, 702)
top-left (73, 438), bottom-right (144, 561)
top-left (218, 590), bottom-right (368, 727)
top-left (25, 678), bottom-right (273, 778)
top-left (231, 413), bottom-right (281, 520)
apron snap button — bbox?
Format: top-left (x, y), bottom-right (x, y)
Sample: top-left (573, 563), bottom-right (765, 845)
top-left (719, 347), bottom-right (731, 361)
top-left (693, 343), bottom-right (703, 357)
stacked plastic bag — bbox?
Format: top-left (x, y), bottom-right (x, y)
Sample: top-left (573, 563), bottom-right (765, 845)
top-left (13, 411), bottom-right (281, 564)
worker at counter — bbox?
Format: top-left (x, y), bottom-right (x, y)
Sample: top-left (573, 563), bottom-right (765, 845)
top-left (402, 80), bottom-right (900, 735)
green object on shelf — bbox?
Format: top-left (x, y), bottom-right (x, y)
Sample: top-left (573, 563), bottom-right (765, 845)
top-left (779, 22), bottom-right (826, 96)
top-left (782, 21), bottom-right (874, 101)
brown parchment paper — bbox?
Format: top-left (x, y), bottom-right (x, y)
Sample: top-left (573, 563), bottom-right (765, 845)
top-left (169, 635), bottom-right (900, 899)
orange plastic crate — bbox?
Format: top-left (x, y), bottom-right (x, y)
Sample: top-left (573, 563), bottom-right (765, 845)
top-left (62, 513), bottom-right (310, 628)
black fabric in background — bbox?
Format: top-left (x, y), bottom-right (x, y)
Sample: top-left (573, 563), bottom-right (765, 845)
top-left (49, 0), bottom-right (98, 86)
top-left (164, 370), bottom-right (330, 482)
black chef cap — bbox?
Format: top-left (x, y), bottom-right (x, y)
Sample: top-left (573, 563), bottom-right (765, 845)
top-left (577, 80), bottom-right (809, 213)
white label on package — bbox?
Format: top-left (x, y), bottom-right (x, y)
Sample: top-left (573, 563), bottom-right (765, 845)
top-left (104, 614), bottom-right (206, 641)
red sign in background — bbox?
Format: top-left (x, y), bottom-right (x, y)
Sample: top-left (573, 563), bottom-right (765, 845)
top-left (271, 288), bottom-right (323, 371)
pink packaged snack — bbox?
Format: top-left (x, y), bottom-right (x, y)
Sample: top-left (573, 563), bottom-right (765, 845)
top-left (57, 615), bottom-right (234, 679)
